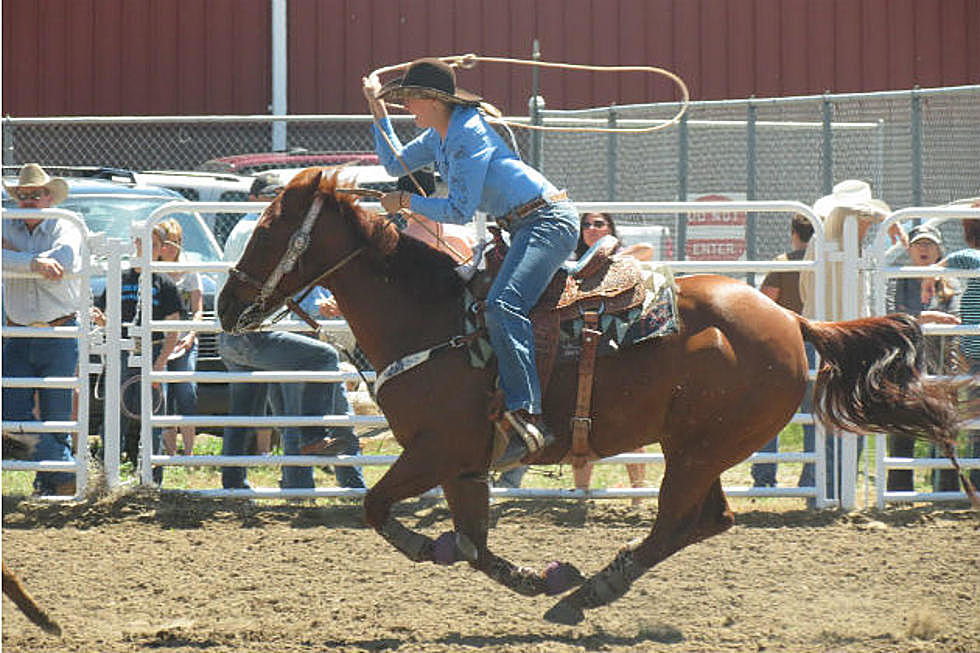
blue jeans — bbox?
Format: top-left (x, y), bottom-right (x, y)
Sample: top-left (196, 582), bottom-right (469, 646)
top-left (116, 346), bottom-right (166, 485)
top-left (219, 331), bottom-right (363, 489)
top-left (485, 202), bottom-right (579, 413)
top-left (2, 326), bottom-right (78, 494)
top-left (166, 339), bottom-right (198, 416)
top-left (267, 377), bottom-right (365, 489)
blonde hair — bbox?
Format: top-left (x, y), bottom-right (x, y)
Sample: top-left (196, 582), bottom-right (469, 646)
top-left (160, 218), bottom-right (183, 245)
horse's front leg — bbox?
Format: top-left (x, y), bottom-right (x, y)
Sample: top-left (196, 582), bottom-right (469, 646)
top-left (364, 431), bottom-right (453, 562)
top-left (440, 475), bottom-right (585, 597)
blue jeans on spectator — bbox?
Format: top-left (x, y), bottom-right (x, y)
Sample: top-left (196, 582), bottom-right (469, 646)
top-left (166, 339), bottom-right (198, 417)
top-left (2, 325), bottom-right (78, 494)
top-left (266, 376), bottom-right (365, 489)
top-left (117, 345), bottom-right (166, 485)
top-left (751, 437), bottom-right (779, 487)
top-left (496, 466), bottom-right (527, 489)
top-left (219, 331), bottom-right (363, 489)
top-left (485, 203), bottom-right (579, 414)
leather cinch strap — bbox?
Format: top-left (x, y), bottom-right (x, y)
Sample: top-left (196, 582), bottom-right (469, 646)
top-left (570, 310), bottom-right (601, 468)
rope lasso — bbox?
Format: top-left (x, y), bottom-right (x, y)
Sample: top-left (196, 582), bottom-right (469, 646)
top-left (362, 53), bottom-right (689, 260)
top-left (370, 53), bottom-right (690, 134)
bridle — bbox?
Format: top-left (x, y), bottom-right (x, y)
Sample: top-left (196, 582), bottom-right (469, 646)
top-left (228, 190), bottom-right (364, 336)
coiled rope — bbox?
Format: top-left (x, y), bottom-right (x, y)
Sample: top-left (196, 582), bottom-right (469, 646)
top-left (370, 53), bottom-right (690, 134)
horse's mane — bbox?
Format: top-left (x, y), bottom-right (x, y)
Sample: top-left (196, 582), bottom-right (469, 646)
top-left (309, 169), bottom-right (465, 303)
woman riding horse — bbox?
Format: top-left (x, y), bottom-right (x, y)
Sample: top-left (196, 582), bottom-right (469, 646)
top-left (362, 58), bottom-right (579, 468)
top-left (218, 167), bottom-right (970, 625)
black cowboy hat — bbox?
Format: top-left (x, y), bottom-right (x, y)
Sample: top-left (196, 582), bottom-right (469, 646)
top-left (377, 58), bottom-right (483, 106)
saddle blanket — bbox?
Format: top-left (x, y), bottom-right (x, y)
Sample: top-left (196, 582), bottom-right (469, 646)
top-left (463, 264), bottom-right (681, 368)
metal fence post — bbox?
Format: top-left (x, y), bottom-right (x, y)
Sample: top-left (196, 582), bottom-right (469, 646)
top-left (607, 105), bottom-right (617, 201)
top-left (103, 238), bottom-right (125, 488)
top-left (677, 112), bottom-right (689, 260)
top-left (839, 215), bottom-right (861, 510)
top-left (746, 99), bottom-right (758, 285)
top-left (821, 93), bottom-right (833, 194)
top-left (529, 38), bottom-right (544, 170)
top-left (910, 86), bottom-right (923, 205)
top-left (3, 117), bottom-right (14, 165)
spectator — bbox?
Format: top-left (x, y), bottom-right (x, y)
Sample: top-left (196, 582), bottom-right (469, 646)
top-left (573, 211), bottom-right (655, 261)
top-left (218, 175), bottom-right (365, 490)
top-left (570, 211), bottom-right (651, 505)
top-left (364, 58), bottom-right (580, 469)
top-left (887, 223), bottom-right (962, 491)
top-left (751, 214), bottom-right (814, 488)
top-left (2, 164), bottom-right (82, 496)
top-left (91, 222), bottom-right (181, 485)
top-left (798, 180), bottom-right (906, 504)
top-left (928, 206), bottom-right (980, 488)
top-left (158, 218), bottom-right (203, 456)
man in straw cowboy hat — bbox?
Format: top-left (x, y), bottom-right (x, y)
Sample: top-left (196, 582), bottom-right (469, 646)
top-left (363, 58), bottom-right (580, 469)
top-left (797, 179), bottom-right (907, 504)
top-left (799, 178), bottom-right (907, 321)
top-left (2, 163), bottom-right (82, 496)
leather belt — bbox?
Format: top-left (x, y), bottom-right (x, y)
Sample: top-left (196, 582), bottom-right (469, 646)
top-left (6, 313), bottom-right (76, 328)
top-left (496, 190), bottom-right (569, 231)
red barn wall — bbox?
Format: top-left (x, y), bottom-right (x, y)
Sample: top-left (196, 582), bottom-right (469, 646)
top-left (3, 0), bottom-right (978, 117)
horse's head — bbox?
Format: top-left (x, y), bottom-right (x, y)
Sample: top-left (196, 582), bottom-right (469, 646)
top-left (217, 167), bottom-right (369, 333)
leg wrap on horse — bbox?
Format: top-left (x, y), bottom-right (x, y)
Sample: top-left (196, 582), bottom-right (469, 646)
top-left (432, 531), bottom-right (479, 565)
top-left (483, 552), bottom-right (584, 597)
top-left (544, 548), bottom-right (643, 625)
top-left (379, 517), bottom-right (434, 563)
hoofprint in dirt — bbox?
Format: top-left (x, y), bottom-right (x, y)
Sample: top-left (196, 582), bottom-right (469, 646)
top-left (2, 490), bottom-right (977, 653)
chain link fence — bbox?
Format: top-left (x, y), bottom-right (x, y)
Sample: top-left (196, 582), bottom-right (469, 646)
top-left (4, 85), bottom-right (978, 265)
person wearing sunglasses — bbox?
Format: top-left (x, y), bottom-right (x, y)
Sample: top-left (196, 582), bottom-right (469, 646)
top-left (574, 212), bottom-right (655, 262)
top-left (570, 211), bottom-right (654, 505)
top-left (2, 163), bottom-right (83, 496)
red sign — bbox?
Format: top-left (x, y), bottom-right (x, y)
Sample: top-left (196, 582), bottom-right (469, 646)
top-left (686, 193), bottom-right (747, 260)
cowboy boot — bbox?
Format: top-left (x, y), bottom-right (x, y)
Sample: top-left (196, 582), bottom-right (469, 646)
top-left (492, 410), bottom-right (555, 470)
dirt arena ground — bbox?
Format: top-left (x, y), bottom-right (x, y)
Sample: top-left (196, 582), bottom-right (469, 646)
top-left (2, 490), bottom-right (978, 653)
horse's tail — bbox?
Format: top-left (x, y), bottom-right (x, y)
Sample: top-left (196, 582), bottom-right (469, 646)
top-left (799, 313), bottom-right (978, 505)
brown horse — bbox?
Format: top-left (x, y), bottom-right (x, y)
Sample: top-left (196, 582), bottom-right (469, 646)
top-left (217, 169), bottom-right (965, 624)
top-left (2, 562), bottom-right (61, 635)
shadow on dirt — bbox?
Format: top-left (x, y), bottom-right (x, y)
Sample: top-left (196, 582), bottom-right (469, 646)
top-left (3, 489), bottom-right (974, 532)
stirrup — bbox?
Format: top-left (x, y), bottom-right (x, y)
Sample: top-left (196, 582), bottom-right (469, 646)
top-left (491, 411), bottom-right (554, 470)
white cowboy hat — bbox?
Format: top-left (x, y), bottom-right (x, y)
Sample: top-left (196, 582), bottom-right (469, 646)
top-left (3, 163), bottom-right (69, 205)
top-left (813, 179), bottom-right (890, 219)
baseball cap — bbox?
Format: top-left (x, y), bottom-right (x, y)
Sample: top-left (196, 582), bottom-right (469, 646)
top-left (908, 224), bottom-right (942, 246)
top-left (250, 172), bottom-right (283, 198)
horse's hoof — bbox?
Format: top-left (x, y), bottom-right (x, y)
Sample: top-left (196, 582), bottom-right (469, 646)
top-left (432, 532), bottom-right (457, 565)
top-left (543, 599), bottom-right (584, 625)
top-left (544, 561), bottom-right (585, 595)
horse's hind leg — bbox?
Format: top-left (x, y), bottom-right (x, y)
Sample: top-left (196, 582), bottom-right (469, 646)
top-left (545, 457), bottom-right (732, 624)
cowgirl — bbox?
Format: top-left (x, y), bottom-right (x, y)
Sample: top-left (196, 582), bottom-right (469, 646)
top-left (363, 58), bottom-right (579, 467)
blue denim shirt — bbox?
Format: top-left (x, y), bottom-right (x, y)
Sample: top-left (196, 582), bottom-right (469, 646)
top-left (372, 105), bottom-right (558, 225)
